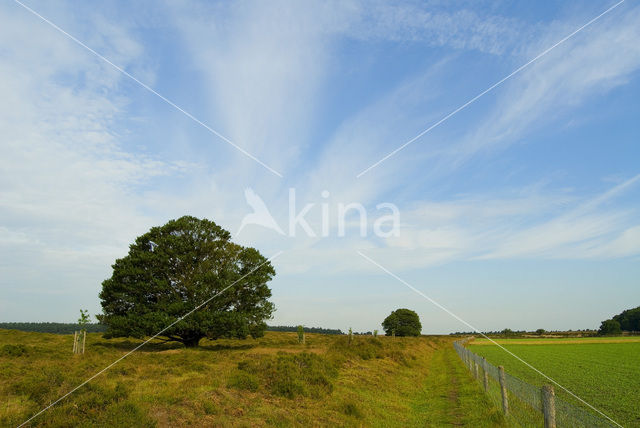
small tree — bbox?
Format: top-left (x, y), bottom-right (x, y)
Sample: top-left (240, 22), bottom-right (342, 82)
top-left (598, 319), bottom-right (622, 336)
top-left (382, 309), bottom-right (421, 337)
top-left (297, 325), bottom-right (305, 344)
top-left (373, 329), bottom-right (378, 337)
top-left (348, 327), bottom-right (353, 345)
top-left (79, 309), bottom-right (90, 327)
top-left (535, 328), bottom-right (546, 335)
top-left (73, 309), bottom-right (91, 354)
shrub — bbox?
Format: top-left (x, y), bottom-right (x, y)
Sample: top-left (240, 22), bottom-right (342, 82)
top-left (11, 368), bottom-right (65, 404)
top-left (340, 400), bottom-right (363, 418)
top-left (1, 344), bottom-right (28, 357)
top-left (236, 352), bottom-right (337, 398)
top-left (329, 336), bottom-right (387, 361)
top-left (227, 371), bottom-right (259, 392)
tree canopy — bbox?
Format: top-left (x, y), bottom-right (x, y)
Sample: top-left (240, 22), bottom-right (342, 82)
top-left (98, 216), bottom-right (275, 347)
top-left (598, 319), bottom-right (622, 335)
top-left (612, 306), bottom-right (640, 332)
top-left (598, 305), bottom-right (640, 336)
top-left (381, 308), bottom-right (422, 337)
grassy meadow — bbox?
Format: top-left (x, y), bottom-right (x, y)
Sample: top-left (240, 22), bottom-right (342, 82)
top-left (0, 329), bottom-right (505, 427)
top-left (469, 337), bottom-right (640, 426)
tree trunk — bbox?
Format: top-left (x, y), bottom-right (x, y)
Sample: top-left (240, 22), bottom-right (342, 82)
top-left (182, 336), bottom-right (203, 348)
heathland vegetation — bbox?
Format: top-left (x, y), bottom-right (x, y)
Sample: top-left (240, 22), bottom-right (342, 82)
top-left (0, 330), bottom-right (505, 427)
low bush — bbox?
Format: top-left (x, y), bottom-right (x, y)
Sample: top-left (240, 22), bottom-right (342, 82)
top-left (340, 400), bottom-right (363, 418)
top-left (227, 371), bottom-right (259, 392)
top-left (235, 352), bottom-right (337, 398)
top-left (1, 344), bottom-right (28, 357)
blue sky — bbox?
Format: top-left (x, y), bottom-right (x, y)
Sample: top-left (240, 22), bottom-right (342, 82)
top-left (1, 0), bottom-right (639, 333)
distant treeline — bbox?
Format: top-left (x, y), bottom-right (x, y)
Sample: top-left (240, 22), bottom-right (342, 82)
top-left (0, 322), bottom-right (107, 334)
top-left (0, 323), bottom-right (345, 336)
top-left (450, 328), bottom-right (598, 337)
top-left (267, 325), bottom-right (344, 335)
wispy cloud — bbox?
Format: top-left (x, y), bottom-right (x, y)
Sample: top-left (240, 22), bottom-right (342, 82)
top-left (447, 4), bottom-right (640, 164)
top-left (0, 3), bottom-right (186, 303)
top-left (1, 0), bottom-right (638, 327)
top-left (346, 1), bottom-right (525, 55)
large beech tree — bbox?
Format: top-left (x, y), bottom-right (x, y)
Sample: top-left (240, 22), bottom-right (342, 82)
top-left (382, 308), bottom-right (422, 337)
top-left (98, 216), bottom-right (275, 347)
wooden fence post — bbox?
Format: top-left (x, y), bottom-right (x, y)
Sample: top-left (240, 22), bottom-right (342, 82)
top-left (72, 331), bottom-right (77, 354)
top-left (81, 330), bottom-right (86, 354)
top-left (498, 365), bottom-right (509, 416)
top-left (474, 361), bottom-right (479, 379)
top-left (542, 385), bottom-right (556, 428)
top-left (482, 357), bottom-right (489, 391)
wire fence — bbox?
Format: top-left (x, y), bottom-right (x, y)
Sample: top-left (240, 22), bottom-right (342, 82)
top-left (453, 339), bottom-right (619, 428)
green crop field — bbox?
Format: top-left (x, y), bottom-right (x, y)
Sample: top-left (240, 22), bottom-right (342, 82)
top-left (0, 329), bottom-right (506, 427)
top-left (468, 337), bottom-right (640, 427)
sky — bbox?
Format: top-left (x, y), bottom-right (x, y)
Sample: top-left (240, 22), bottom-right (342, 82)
top-left (1, 0), bottom-right (639, 334)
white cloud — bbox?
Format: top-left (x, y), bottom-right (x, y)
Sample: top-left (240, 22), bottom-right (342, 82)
top-left (448, 5), bottom-right (640, 162)
top-left (1, 0), bottom-right (638, 327)
top-left (0, 3), bottom-right (186, 308)
top-left (346, 1), bottom-right (524, 55)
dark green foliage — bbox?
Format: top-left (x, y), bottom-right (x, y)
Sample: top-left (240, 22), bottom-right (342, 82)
top-left (0, 323), bottom-right (107, 334)
top-left (98, 216), bottom-right (275, 347)
top-left (236, 352), bottom-right (338, 398)
top-left (599, 319), bottom-right (622, 335)
top-left (340, 400), bottom-right (363, 418)
top-left (1, 344), bottom-right (28, 356)
top-left (382, 308), bottom-right (422, 337)
top-left (297, 325), bottom-right (304, 343)
top-left (535, 329), bottom-right (546, 335)
top-left (266, 325), bottom-right (343, 334)
top-left (612, 306), bottom-right (640, 332)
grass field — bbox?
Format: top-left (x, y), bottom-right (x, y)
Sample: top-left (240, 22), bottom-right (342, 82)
top-left (0, 330), bottom-right (505, 427)
top-left (468, 337), bottom-right (640, 427)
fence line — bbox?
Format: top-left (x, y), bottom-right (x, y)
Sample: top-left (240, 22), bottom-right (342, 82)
top-left (453, 339), bottom-right (618, 427)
